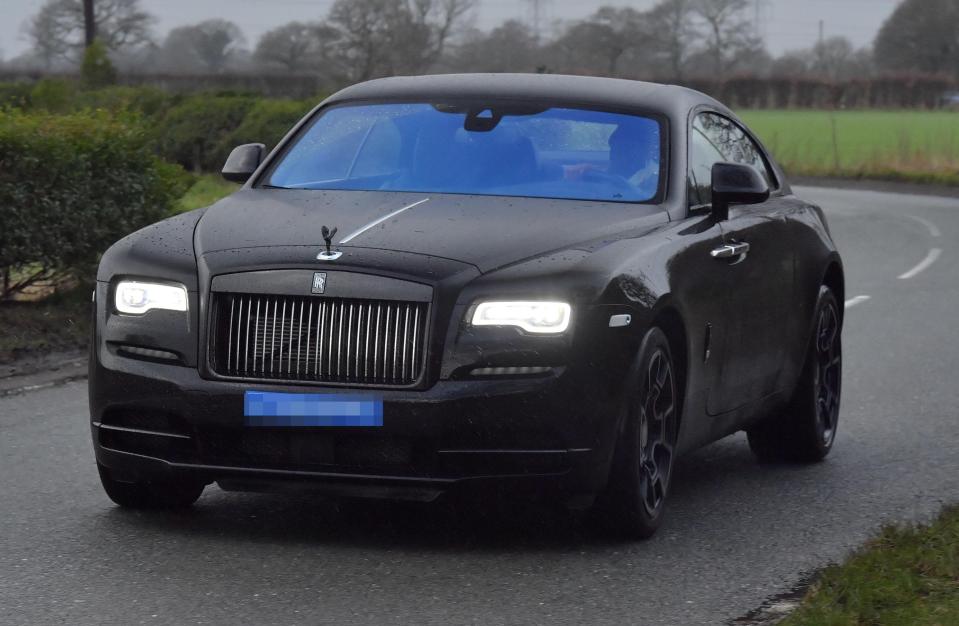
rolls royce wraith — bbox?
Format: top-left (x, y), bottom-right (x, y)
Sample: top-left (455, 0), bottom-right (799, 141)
top-left (90, 74), bottom-right (843, 538)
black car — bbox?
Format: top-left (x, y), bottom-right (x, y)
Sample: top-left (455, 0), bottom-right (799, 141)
top-left (90, 73), bottom-right (843, 538)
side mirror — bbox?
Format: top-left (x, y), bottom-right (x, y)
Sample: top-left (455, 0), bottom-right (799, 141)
top-left (222, 143), bottom-right (266, 183)
top-left (710, 162), bottom-right (770, 222)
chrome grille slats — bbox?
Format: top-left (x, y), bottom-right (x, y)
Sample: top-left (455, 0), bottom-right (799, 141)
top-left (278, 300), bottom-right (286, 374)
top-left (227, 298), bottom-right (235, 371)
top-left (213, 293), bottom-right (428, 386)
top-left (383, 305), bottom-right (392, 381)
top-left (254, 298), bottom-right (262, 374)
top-left (402, 304), bottom-right (410, 381)
top-left (411, 306), bottom-right (420, 380)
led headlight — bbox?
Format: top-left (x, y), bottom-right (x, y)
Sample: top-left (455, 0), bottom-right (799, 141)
top-left (471, 301), bottom-right (571, 334)
top-left (114, 281), bottom-right (188, 315)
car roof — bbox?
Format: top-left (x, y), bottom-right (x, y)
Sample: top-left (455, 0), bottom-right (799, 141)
top-left (325, 73), bottom-right (726, 120)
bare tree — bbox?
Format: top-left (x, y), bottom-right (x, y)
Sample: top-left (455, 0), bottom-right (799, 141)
top-left (24, 0), bottom-right (154, 65)
top-left (811, 36), bottom-right (875, 80)
top-left (451, 21), bottom-right (540, 72)
top-left (253, 21), bottom-right (341, 73)
top-left (647, 0), bottom-right (696, 80)
top-left (427, 0), bottom-right (476, 61)
top-left (551, 7), bottom-right (648, 77)
top-left (692, 0), bottom-right (761, 75)
top-left (328, 0), bottom-right (475, 81)
top-left (160, 20), bottom-right (246, 73)
top-left (82, 0), bottom-right (95, 46)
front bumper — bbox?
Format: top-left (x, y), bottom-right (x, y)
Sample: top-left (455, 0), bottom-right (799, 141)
top-left (90, 347), bottom-right (625, 502)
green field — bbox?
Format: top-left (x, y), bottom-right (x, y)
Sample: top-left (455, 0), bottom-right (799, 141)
top-left (740, 110), bottom-right (959, 186)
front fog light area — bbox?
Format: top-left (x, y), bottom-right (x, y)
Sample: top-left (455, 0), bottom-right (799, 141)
top-left (114, 281), bottom-right (188, 315)
top-left (471, 301), bottom-right (571, 334)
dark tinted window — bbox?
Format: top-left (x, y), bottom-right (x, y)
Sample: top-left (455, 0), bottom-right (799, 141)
top-left (688, 112), bottom-right (775, 207)
top-left (265, 103), bottom-right (663, 203)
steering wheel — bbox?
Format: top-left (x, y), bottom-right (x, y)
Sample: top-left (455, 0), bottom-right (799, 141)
top-left (582, 168), bottom-right (634, 195)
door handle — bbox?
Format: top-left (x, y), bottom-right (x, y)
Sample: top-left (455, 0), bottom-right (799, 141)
top-left (710, 241), bottom-right (751, 259)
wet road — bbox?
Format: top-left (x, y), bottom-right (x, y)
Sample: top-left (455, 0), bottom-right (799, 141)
top-left (3, 186), bottom-right (958, 625)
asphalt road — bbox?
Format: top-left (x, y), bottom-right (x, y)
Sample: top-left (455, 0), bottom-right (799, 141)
top-left (3, 186), bottom-right (958, 626)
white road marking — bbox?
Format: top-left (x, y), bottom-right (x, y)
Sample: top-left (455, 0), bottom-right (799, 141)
top-left (338, 198), bottom-right (431, 244)
top-left (907, 214), bottom-right (941, 238)
top-left (845, 295), bottom-right (871, 309)
top-left (899, 248), bottom-right (942, 280)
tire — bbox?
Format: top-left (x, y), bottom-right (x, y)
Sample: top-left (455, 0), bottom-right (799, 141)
top-left (748, 285), bottom-right (842, 463)
top-left (97, 463), bottom-right (205, 509)
top-left (593, 327), bottom-right (680, 539)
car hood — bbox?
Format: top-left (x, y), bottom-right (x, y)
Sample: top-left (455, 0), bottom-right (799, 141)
top-left (196, 189), bottom-right (667, 273)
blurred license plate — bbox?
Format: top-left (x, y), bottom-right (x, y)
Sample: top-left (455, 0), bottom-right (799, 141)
top-left (243, 391), bottom-right (383, 427)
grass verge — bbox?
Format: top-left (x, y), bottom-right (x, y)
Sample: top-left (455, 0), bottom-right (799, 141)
top-left (781, 506), bottom-right (959, 626)
top-left (176, 174), bottom-right (239, 213)
top-left (740, 110), bottom-right (959, 186)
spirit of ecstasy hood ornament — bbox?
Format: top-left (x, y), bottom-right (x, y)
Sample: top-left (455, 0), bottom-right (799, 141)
top-left (317, 225), bottom-right (343, 261)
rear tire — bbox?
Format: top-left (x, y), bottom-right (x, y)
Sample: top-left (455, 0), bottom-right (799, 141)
top-left (593, 327), bottom-right (679, 540)
top-left (97, 463), bottom-right (204, 509)
top-left (748, 285), bottom-right (842, 463)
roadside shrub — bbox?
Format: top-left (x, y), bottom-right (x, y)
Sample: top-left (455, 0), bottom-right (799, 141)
top-left (74, 85), bottom-right (181, 123)
top-left (29, 78), bottom-right (79, 113)
top-left (220, 98), bottom-right (313, 156)
top-left (80, 40), bottom-right (117, 90)
top-left (156, 94), bottom-right (255, 172)
top-left (0, 82), bottom-right (33, 110)
top-left (0, 110), bottom-right (189, 298)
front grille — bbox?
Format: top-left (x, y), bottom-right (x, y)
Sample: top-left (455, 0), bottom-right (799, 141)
top-left (211, 293), bottom-right (429, 386)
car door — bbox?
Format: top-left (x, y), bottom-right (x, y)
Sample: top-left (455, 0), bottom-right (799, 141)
top-left (691, 112), bottom-right (795, 416)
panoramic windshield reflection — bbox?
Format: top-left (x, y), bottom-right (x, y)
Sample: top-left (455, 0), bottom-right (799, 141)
top-left (266, 103), bottom-right (662, 203)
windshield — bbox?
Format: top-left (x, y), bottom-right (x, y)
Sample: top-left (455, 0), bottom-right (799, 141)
top-left (264, 102), bottom-right (663, 203)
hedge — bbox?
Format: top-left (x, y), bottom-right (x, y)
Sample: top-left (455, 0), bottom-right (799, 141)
top-left (219, 98), bottom-right (314, 157)
top-left (0, 110), bottom-right (189, 298)
top-left (0, 82), bottom-right (317, 175)
top-left (156, 94), bottom-right (256, 172)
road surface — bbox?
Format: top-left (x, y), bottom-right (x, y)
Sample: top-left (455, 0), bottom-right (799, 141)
top-left (2, 186), bottom-right (958, 625)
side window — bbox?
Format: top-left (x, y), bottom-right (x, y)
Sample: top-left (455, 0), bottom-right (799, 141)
top-left (688, 112), bottom-right (776, 208)
top-left (688, 124), bottom-right (725, 207)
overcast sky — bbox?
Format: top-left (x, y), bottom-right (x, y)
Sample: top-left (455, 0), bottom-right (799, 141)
top-left (1, 0), bottom-right (902, 61)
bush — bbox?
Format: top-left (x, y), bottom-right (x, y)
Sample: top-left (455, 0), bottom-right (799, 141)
top-left (156, 94), bottom-right (256, 172)
top-left (29, 78), bottom-right (78, 113)
top-left (0, 82), bottom-right (33, 110)
top-left (74, 85), bottom-right (181, 124)
top-left (80, 40), bottom-right (117, 90)
top-left (0, 110), bottom-right (189, 298)
top-left (220, 98), bottom-right (313, 156)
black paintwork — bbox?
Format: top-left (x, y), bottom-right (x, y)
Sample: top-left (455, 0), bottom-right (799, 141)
top-left (90, 74), bottom-right (843, 504)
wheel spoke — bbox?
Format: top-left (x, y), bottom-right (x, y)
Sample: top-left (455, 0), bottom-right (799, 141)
top-left (635, 347), bottom-right (678, 516)
top-left (642, 459), bottom-right (663, 511)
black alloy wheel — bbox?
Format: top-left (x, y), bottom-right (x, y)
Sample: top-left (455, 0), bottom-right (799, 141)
top-left (814, 298), bottom-right (842, 449)
top-left (747, 285), bottom-right (842, 463)
top-left (594, 327), bottom-right (679, 539)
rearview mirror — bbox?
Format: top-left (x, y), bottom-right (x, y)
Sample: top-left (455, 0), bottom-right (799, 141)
top-left (222, 143), bottom-right (266, 183)
top-left (710, 162), bottom-right (770, 222)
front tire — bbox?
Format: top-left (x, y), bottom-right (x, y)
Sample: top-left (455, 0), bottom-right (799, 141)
top-left (748, 285), bottom-right (842, 463)
top-left (97, 463), bottom-right (205, 509)
top-left (593, 327), bottom-right (679, 539)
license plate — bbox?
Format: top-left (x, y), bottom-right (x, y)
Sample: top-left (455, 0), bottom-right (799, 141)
top-left (244, 391), bottom-right (383, 427)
